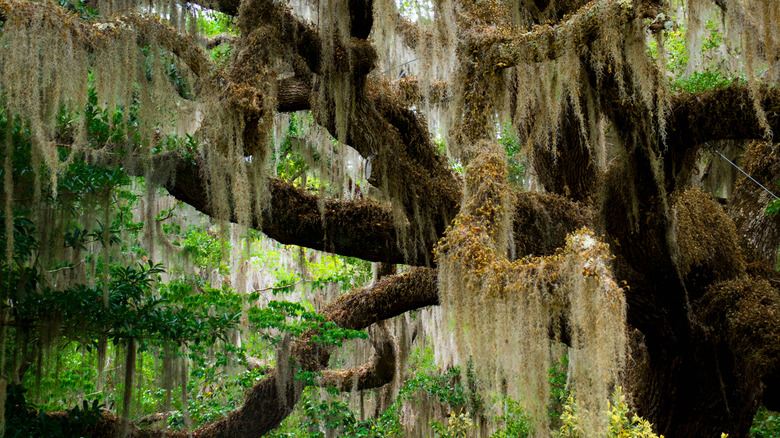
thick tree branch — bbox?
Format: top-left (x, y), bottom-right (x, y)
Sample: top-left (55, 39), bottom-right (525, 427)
top-left (668, 85), bottom-right (780, 144)
top-left (245, 324), bottom-right (397, 392)
top-left (277, 76), bottom-right (314, 112)
top-left (153, 156), bottom-right (415, 264)
top-left (367, 76), bottom-right (452, 107)
top-left (190, 0), bottom-right (241, 16)
top-left (486, 0), bottom-right (662, 69)
top-left (190, 267), bottom-right (439, 438)
top-left (217, 0), bottom-right (460, 246)
top-left (316, 324), bottom-right (396, 391)
top-left (41, 268), bottom-right (437, 437)
top-left (122, 14), bottom-right (218, 79)
top-left (204, 33), bottom-right (237, 50)
top-left (234, 0), bottom-right (376, 76)
top-left (151, 149), bottom-right (590, 265)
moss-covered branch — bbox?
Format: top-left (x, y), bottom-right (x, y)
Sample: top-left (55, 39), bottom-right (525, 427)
top-left (484, 0), bottom-right (662, 69)
top-left (149, 149), bottom-right (590, 266)
top-left (83, 267), bottom-right (437, 437)
top-left (315, 324), bottom-right (396, 391)
top-left (664, 85), bottom-right (780, 184)
top-left (367, 76), bottom-right (452, 107)
top-left (0, 1), bottom-right (217, 78)
top-left (150, 155), bottom-right (414, 264)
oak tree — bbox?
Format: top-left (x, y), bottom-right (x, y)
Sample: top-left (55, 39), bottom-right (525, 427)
top-left (1, 0), bottom-right (780, 436)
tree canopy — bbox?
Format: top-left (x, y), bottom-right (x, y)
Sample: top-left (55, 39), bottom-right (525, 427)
top-left (1, 0), bottom-right (780, 436)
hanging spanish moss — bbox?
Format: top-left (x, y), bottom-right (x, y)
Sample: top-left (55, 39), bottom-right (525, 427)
top-left (717, 0), bottom-right (779, 135)
top-left (436, 142), bottom-right (626, 435)
top-left (417, 0), bottom-right (458, 139)
top-left (180, 346), bottom-right (192, 433)
top-left (119, 339), bottom-right (137, 438)
top-left (3, 129), bottom-right (12, 264)
top-left (275, 332), bottom-right (294, 411)
top-left (161, 342), bottom-right (178, 432)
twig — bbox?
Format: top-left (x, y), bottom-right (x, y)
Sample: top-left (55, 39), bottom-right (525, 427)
top-left (253, 280), bottom-right (301, 293)
top-left (48, 261), bottom-right (85, 273)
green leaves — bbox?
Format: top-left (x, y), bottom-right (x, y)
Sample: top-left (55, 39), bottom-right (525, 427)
top-left (499, 124), bottom-right (526, 187)
top-left (0, 213), bottom-right (36, 261)
top-left (249, 300), bottom-right (367, 346)
top-left (182, 228), bottom-right (231, 274)
top-left (310, 322), bottom-right (368, 348)
top-left (15, 262), bottom-right (239, 347)
top-left (764, 183), bottom-right (780, 217)
top-left (751, 406), bottom-right (780, 437)
top-left (671, 70), bottom-right (739, 94)
top-left (4, 383), bottom-right (105, 438)
top-left (56, 0), bottom-right (100, 19)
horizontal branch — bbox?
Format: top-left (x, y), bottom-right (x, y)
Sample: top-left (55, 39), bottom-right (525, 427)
top-left (486, 0), bottom-right (660, 69)
top-left (151, 150), bottom-right (592, 266)
top-left (367, 76), bottom-right (452, 107)
top-left (0, 1), bottom-right (219, 80)
top-left (234, 0), bottom-right (376, 76)
top-left (197, 0), bottom-right (241, 16)
top-left (666, 85), bottom-right (780, 151)
top-left (154, 156), bottom-right (416, 264)
top-left (133, 411), bottom-right (179, 427)
top-left (192, 267), bottom-right (439, 438)
top-left (659, 84), bottom-right (780, 191)
top-left (204, 33), bottom-right (237, 50)
top-left (245, 327), bottom-right (395, 392)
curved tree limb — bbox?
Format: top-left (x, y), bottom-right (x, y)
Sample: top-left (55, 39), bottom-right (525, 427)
top-left (669, 83), bottom-right (780, 136)
top-left (184, 267), bottom-right (439, 438)
top-left (664, 86), bottom-right (780, 187)
top-left (38, 268), bottom-right (436, 437)
top-left (315, 322), bottom-right (396, 391)
top-left (217, 0), bottom-right (463, 258)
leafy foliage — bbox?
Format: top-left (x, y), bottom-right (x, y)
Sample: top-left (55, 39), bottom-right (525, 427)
top-left (498, 126), bottom-right (526, 187)
top-left (491, 397), bottom-right (532, 438)
top-left (1, 80), bottom-right (375, 431)
top-left (431, 411), bottom-right (474, 438)
top-left (56, 0), bottom-right (99, 19)
top-left (248, 300), bottom-right (367, 346)
top-left (555, 388), bottom-right (664, 438)
top-left (671, 71), bottom-right (739, 94)
top-left (398, 347), bottom-right (471, 411)
top-left (13, 261), bottom-right (231, 345)
top-left (751, 407), bottom-right (780, 438)
top-left (548, 353), bottom-right (570, 428)
top-left (764, 182), bottom-right (780, 217)
top-left (4, 383), bottom-right (104, 438)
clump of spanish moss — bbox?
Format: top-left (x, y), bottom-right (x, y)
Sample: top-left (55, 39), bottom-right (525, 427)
top-left (436, 142), bottom-right (626, 436)
top-left (672, 187), bottom-right (744, 292)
